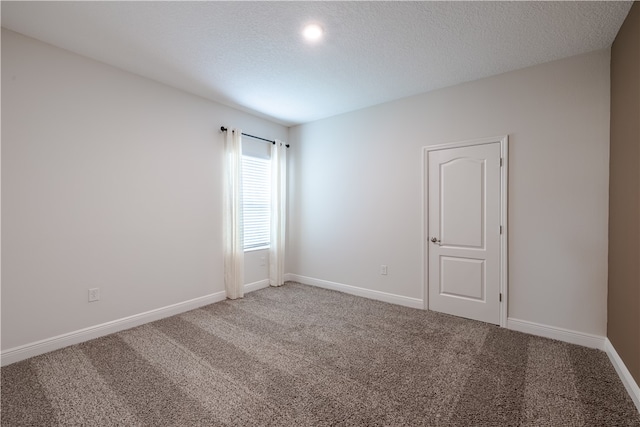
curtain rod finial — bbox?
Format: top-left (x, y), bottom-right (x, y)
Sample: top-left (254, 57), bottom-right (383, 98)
top-left (220, 126), bottom-right (228, 132)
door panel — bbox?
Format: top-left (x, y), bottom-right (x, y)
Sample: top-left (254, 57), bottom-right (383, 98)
top-left (440, 256), bottom-right (485, 300)
top-left (428, 142), bottom-right (501, 324)
top-left (441, 158), bottom-right (484, 248)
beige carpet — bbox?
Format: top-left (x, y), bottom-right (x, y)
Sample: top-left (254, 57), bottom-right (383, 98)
top-left (2, 282), bottom-right (639, 426)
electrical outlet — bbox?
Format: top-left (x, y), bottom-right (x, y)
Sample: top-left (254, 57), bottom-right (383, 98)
top-left (380, 265), bottom-right (388, 275)
top-left (88, 288), bottom-right (100, 302)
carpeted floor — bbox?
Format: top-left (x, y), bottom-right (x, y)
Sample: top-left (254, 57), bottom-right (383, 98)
top-left (2, 282), bottom-right (639, 426)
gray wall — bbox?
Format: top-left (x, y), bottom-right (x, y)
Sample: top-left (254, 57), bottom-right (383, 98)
top-left (1, 29), bottom-right (284, 351)
top-left (289, 49), bottom-right (611, 336)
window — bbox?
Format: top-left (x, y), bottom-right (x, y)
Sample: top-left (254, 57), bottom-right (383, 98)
top-left (242, 155), bottom-right (271, 250)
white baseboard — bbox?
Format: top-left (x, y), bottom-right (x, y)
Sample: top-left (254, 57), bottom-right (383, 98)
top-left (507, 317), bottom-right (605, 350)
top-left (1, 291), bottom-right (226, 367)
top-left (244, 279), bottom-right (270, 293)
top-left (285, 274), bottom-right (424, 309)
top-left (605, 338), bottom-right (640, 413)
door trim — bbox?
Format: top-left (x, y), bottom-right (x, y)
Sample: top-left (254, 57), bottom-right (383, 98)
top-left (422, 135), bottom-right (509, 327)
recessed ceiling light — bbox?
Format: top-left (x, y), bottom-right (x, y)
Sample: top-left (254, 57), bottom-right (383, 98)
top-left (302, 23), bottom-right (324, 42)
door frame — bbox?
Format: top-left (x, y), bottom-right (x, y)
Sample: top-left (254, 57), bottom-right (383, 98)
top-left (422, 135), bottom-right (509, 327)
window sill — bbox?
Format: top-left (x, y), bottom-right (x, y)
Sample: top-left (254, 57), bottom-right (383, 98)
top-left (245, 246), bottom-right (270, 253)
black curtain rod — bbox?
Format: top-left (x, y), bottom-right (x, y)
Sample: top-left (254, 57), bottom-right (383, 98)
top-left (220, 126), bottom-right (289, 148)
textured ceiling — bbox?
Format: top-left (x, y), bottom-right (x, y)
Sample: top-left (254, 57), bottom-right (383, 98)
top-left (1, 1), bottom-right (633, 126)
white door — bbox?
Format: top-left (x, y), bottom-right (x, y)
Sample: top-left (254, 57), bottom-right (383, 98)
top-left (427, 142), bottom-right (502, 324)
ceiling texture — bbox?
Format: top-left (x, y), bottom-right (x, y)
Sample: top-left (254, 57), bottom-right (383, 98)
top-left (1, 1), bottom-right (633, 126)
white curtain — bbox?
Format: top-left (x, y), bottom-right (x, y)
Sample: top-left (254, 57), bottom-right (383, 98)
top-left (223, 129), bottom-right (244, 299)
top-left (269, 140), bottom-right (287, 287)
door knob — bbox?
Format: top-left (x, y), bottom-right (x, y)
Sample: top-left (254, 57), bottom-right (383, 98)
top-left (430, 237), bottom-right (441, 244)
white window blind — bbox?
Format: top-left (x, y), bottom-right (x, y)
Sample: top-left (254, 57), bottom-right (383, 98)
top-left (242, 155), bottom-right (271, 250)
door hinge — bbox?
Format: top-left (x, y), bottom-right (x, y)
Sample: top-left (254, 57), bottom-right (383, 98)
top-left (500, 157), bottom-right (503, 167)
top-left (500, 225), bottom-right (503, 234)
top-left (499, 293), bottom-right (503, 302)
